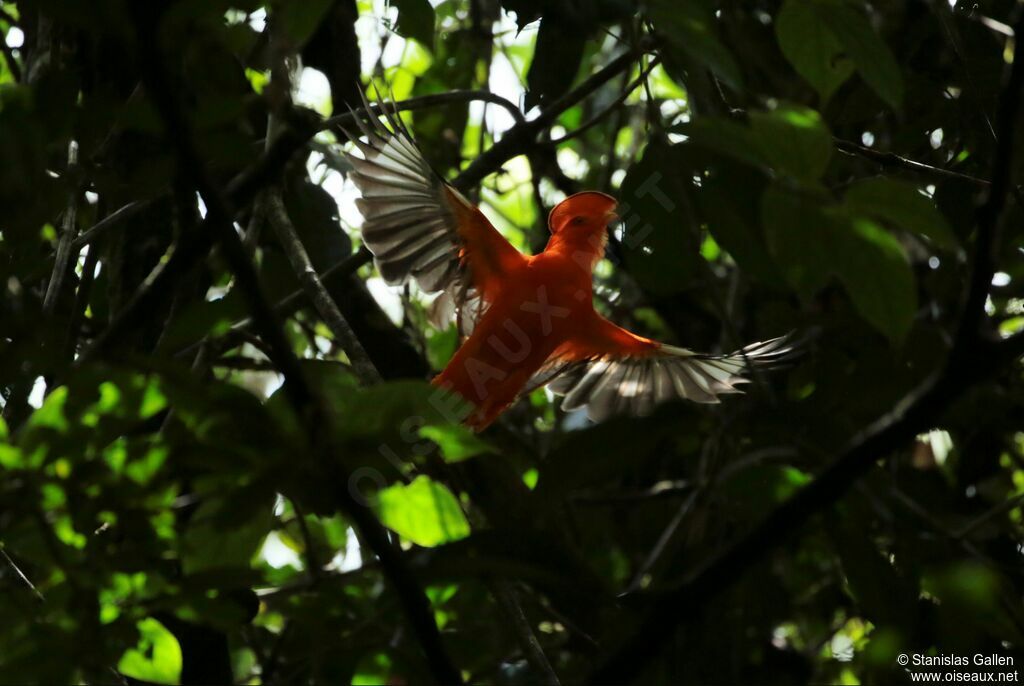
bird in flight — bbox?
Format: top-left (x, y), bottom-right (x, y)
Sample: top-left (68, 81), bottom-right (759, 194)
top-left (343, 95), bottom-right (792, 431)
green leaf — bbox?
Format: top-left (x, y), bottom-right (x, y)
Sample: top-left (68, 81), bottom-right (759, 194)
top-left (117, 618), bottom-right (182, 685)
top-left (374, 475), bottom-right (470, 547)
top-left (763, 185), bottom-right (916, 341)
top-left (775, 0), bottom-right (855, 104)
top-left (619, 139), bottom-right (702, 295)
top-left (283, 177), bottom-right (352, 275)
top-left (353, 653), bottom-right (392, 686)
top-left (392, 0), bottom-right (436, 50)
top-left (749, 105), bottom-right (833, 182)
top-left (719, 464), bottom-right (812, 518)
top-left (419, 424), bottom-right (496, 463)
top-left (279, 0), bottom-right (334, 47)
top-left (831, 214), bottom-right (917, 343)
top-left (676, 118), bottom-right (768, 170)
top-left (697, 182), bottom-right (784, 286)
top-left (26, 386), bottom-right (70, 433)
top-left (829, 511), bottom-right (918, 631)
top-left (525, 16), bottom-right (586, 109)
top-left (844, 177), bottom-right (958, 250)
top-left (182, 492), bottom-right (275, 575)
top-left (923, 562), bottom-right (1024, 646)
top-left (681, 104), bottom-right (832, 182)
top-left (817, 0), bottom-right (903, 109)
top-left (761, 185), bottom-right (835, 297)
top-left (644, 0), bottom-right (744, 91)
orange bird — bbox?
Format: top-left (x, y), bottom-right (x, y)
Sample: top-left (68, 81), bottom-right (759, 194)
top-left (343, 99), bottom-right (791, 430)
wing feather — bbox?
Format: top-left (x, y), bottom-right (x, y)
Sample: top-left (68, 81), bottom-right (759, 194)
top-left (526, 314), bottom-right (795, 422)
top-left (342, 90), bottom-right (526, 306)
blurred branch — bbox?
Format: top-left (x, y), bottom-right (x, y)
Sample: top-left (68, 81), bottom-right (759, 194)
top-left (210, 356), bottom-right (276, 371)
top-left (455, 46), bottom-right (649, 191)
top-left (70, 198), bottom-right (153, 250)
top-left (321, 88), bottom-right (527, 131)
top-left (569, 480), bottom-right (693, 506)
top-left (188, 53), bottom-right (649, 361)
top-left (177, 246), bottom-right (373, 359)
top-left (43, 141), bottom-right (81, 313)
top-left (64, 236), bottom-right (98, 361)
top-left (129, 7), bottom-right (461, 684)
top-left (258, 10), bottom-right (380, 386)
top-left (591, 7), bottom-right (1024, 682)
top-left (549, 57), bottom-right (660, 145)
top-left (623, 489), bottom-right (701, 595)
top-left (77, 71), bottom-right (630, 357)
top-left (0, 544), bottom-right (45, 602)
top-left (492, 580), bottom-right (562, 686)
top-left (834, 138), bottom-right (994, 187)
top-left (888, 487), bottom-right (990, 562)
top-left (954, 491), bottom-right (1024, 538)
top-left (75, 89), bottom-right (530, 362)
top-left (263, 189), bottom-right (381, 384)
top-left (4, 142), bottom-right (81, 425)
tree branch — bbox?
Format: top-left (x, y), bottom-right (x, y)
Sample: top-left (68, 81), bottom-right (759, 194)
top-left (4, 141), bottom-right (81, 426)
top-left (549, 57), bottom-right (660, 145)
top-left (129, 8), bottom-right (461, 683)
top-left (75, 90), bottom-right (532, 363)
top-left (43, 141), bottom-right (81, 313)
top-left (591, 8), bottom-right (1024, 682)
top-left (177, 247), bottom-right (374, 359)
top-left (263, 189), bottom-right (381, 384)
top-left (491, 580), bottom-right (561, 686)
top-left (833, 138), bottom-right (994, 187)
top-left (71, 198), bottom-right (154, 250)
top-left (321, 88), bottom-right (527, 131)
top-left (455, 47), bottom-right (646, 191)
top-left (0, 544), bottom-right (45, 602)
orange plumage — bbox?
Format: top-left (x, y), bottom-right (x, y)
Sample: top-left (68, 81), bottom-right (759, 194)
top-left (344, 96), bottom-right (791, 431)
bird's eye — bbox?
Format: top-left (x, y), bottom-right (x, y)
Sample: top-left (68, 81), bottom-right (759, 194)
top-left (571, 216), bottom-right (586, 225)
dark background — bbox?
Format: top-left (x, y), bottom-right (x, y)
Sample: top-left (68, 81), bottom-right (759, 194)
top-left (2, 0), bottom-right (1024, 683)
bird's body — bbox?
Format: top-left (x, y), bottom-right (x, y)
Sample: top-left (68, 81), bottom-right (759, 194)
top-left (343, 96), bottom-right (792, 430)
top-left (434, 222), bottom-right (659, 428)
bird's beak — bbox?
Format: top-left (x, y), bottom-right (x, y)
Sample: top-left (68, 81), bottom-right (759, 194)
top-left (603, 208), bottom-right (620, 225)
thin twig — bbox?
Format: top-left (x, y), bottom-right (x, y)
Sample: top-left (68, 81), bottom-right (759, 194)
top-left (263, 189), bottom-right (381, 384)
top-left (954, 492), bottom-right (1024, 539)
top-left (43, 141), bottom-right (81, 313)
top-left (321, 88), bottom-right (527, 132)
top-left (70, 198), bottom-right (154, 250)
top-left (456, 46), bottom-right (649, 191)
top-left (591, 7), bottom-right (1024, 681)
top-left (64, 244), bottom-right (99, 361)
top-left (623, 488), bottom-right (701, 594)
top-left (0, 545), bottom-right (45, 602)
top-left (130, 7), bottom-right (460, 682)
top-left (549, 57), bottom-right (660, 145)
top-left (491, 580), bottom-right (561, 686)
top-left (569, 480), bottom-right (693, 506)
top-left (178, 247), bottom-right (373, 359)
top-left (833, 138), bottom-right (993, 187)
top-left (5, 142), bottom-right (81, 425)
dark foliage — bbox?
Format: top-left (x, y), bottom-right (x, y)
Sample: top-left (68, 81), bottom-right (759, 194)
top-left (2, 0), bottom-right (1024, 684)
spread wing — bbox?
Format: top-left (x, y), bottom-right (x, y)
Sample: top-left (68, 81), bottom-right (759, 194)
top-left (528, 316), bottom-right (794, 423)
top-left (342, 92), bottom-right (526, 304)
